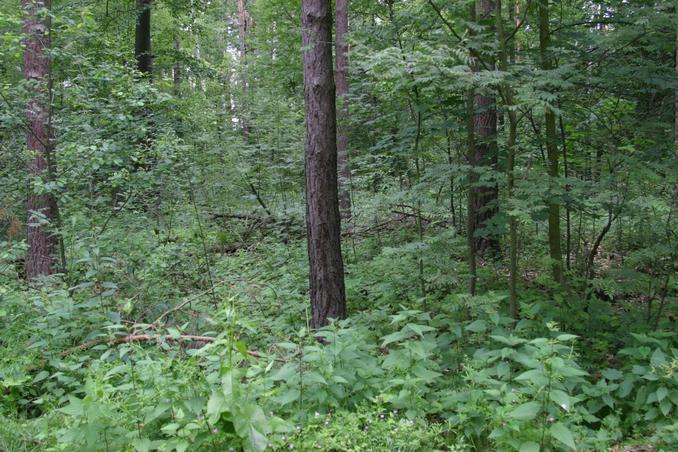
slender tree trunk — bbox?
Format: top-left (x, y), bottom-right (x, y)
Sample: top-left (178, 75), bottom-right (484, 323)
top-left (302, 0), bottom-right (346, 328)
top-left (24, 0), bottom-right (58, 281)
top-left (135, 0), bottom-right (152, 75)
top-left (446, 127), bottom-right (456, 229)
top-left (496, 0), bottom-right (519, 319)
top-left (537, 0), bottom-right (564, 283)
top-left (173, 36), bottom-right (181, 95)
top-left (466, 90), bottom-right (477, 300)
top-left (237, 0), bottom-right (251, 138)
top-left (472, 0), bottom-right (499, 257)
top-left (335, 0), bottom-right (351, 221)
top-left (560, 115), bottom-right (571, 270)
top-left (466, 2), bottom-right (478, 302)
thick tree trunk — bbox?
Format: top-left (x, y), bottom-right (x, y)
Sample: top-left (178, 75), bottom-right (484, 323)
top-left (302, 0), bottom-right (346, 328)
top-left (23, 0), bottom-right (58, 281)
top-left (538, 0), bottom-right (564, 283)
top-left (135, 0), bottom-right (152, 75)
top-left (335, 0), bottom-right (351, 220)
top-left (471, 0), bottom-right (499, 256)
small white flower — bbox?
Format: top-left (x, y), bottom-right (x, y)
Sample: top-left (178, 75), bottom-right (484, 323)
top-left (212, 428), bottom-right (218, 434)
top-left (315, 411), bottom-right (320, 417)
top-left (547, 415), bottom-right (555, 423)
top-left (379, 414), bottom-right (385, 419)
top-left (560, 403), bottom-right (569, 412)
top-left (289, 444), bottom-right (294, 449)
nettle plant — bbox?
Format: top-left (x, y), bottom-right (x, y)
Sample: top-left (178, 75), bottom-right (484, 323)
top-left (615, 333), bottom-right (678, 430)
top-left (263, 320), bottom-right (384, 416)
top-left (443, 323), bottom-right (597, 451)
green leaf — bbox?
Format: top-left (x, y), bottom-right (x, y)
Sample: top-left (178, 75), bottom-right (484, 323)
top-left (659, 398), bottom-right (672, 417)
top-left (601, 368), bottom-right (623, 380)
top-left (269, 363), bottom-right (297, 381)
top-left (234, 404), bottom-right (270, 452)
top-left (235, 341), bottom-right (249, 358)
top-left (509, 401), bottom-right (541, 421)
top-left (465, 320), bottom-right (487, 333)
top-left (133, 438), bottom-right (152, 452)
top-left (167, 327), bottom-right (181, 339)
top-left (381, 329), bottom-right (414, 347)
top-left (58, 396), bottom-right (84, 416)
top-left (302, 371), bottom-right (328, 385)
top-left (650, 348), bottom-right (666, 367)
top-left (406, 323), bottom-right (436, 337)
top-left (555, 334), bottom-right (578, 342)
top-left (491, 335), bottom-right (527, 346)
top-left (206, 391), bottom-right (226, 424)
top-left (274, 388), bottom-right (300, 406)
top-left (656, 386), bottom-right (668, 402)
top-left (519, 441), bottom-right (540, 452)
top-left (33, 370), bottom-right (49, 383)
top-left (550, 422), bottom-right (576, 450)
top-left (514, 369), bottom-right (548, 387)
top-left (550, 389), bottom-right (572, 411)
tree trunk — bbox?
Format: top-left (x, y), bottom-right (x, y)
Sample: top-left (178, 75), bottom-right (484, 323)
top-left (135, 0), bottom-right (152, 75)
top-left (472, 0), bottom-right (499, 257)
top-left (335, 0), bottom-right (351, 220)
top-left (302, 0), bottom-right (346, 328)
top-left (173, 36), bottom-right (181, 95)
top-left (537, 0), bottom-right (564, 283)
top-left (23, 0), bottom-right (58, 281)
top-left (496, 0), bottom-right (519, 320)
top-left (237, 0), bottom-right (251, 138)
top-left (466, 89), bottom-right (477, 300)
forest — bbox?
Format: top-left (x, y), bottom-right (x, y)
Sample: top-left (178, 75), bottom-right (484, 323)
top-left (0, 0), bottom-right (677, 450)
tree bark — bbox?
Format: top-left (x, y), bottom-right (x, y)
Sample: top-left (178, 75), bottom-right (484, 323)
top-left (302, 0), bottom-right (347, 328)
top-left (135, 0), bottom-right (152, 75)
top-left (336, 0), bottom-right (351, 221)
top-left (471, 0), bottom-right (499, 256)
top-left (23, 0), bottom-right (58, 281)
top-left (537, 0), bottom-right (564, 283)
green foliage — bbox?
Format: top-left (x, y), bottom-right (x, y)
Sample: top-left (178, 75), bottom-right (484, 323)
top-left (2, 0), bottom-right (677, 450)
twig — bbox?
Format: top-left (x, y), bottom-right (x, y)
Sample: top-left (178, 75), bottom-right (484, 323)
top-left (149, 278), bottom-right (234, 327)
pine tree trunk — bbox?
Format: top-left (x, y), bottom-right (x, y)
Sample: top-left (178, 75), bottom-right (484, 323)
top-left (472, 0), bottom-right (499, 256)
top-left (135, 0), bottom-right (152, 75)
top-left (23, 0), bottom-right (58, 281)
top-left (538, 0), bottom-right (564, 283)
top-left (335, 0), bottom-right (351, 221)
top-left (302, 0), bottom-right (346, 328)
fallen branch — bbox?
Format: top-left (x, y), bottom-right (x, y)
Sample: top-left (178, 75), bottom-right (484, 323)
top-left (211, 212), bottom-right (268, 222)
